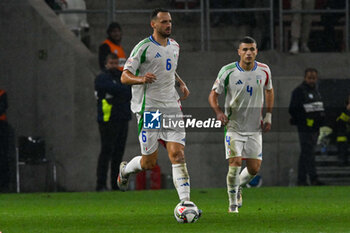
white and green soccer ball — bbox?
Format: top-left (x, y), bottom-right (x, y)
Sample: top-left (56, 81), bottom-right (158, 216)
top-left (174, 201), bottom-right (201, 223)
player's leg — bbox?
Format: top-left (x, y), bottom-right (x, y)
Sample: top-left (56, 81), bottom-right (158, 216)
top-left (238, 160), bottom-right (261, 205)
top-left (238, 133), bottom-right (263, 207)
top-left (166, 141), bottom-right (190, 202)
top-left (117, 127), bottom-right (159, 191)
top-left (239, 159), bottom-right (262, 186)
top-left (225, 132), bottom-right (244, 213)
top-left (227, 157), bottom-right (242, 213)
top-left (118, 150), bottom-right (159, 191)
top-left (240, 133), bottom-right (263, 185)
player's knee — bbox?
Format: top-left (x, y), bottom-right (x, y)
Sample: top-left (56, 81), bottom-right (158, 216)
top-left (229, 158), bottom-right (242, 167)
top-left (171, 150), bottom-right (185, 164)
top-left (141, 158), bottom-right (157, 170)
top-left (247, 166), bottom-right (260, 175)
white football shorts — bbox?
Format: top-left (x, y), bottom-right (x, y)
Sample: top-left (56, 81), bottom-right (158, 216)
top-left (224, 131), bottom-right (262, 160)
top-left (136, 112), bottom-right (186, 155)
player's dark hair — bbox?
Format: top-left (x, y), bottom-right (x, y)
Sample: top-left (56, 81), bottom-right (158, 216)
top-left (151, 8), bottom-right (170, 20)
top-left (304, 68), bottom-right (318, 77)
top-left (238, 36), bottom-right (257, 46)
top-left (105, 53), bottom-right (118, 64)
top-left (106, 22), bottom-right (121, 35)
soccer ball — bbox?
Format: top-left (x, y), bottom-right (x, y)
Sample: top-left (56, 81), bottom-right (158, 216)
top-left (174, 201), bottom-right (201, 223)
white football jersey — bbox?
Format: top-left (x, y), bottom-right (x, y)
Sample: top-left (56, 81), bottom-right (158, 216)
top-left (212, 61), bottom-right (273, 134)
top-left (124, 36), bottom-right (180, 113)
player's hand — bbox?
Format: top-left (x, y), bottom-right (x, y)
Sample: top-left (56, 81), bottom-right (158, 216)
top-left (142, 73), bottom-right (156, 84)
top-left (262, 122), bottom-right (271, 133)
top-left (179, 84), bottom-right (190, 101)
top-left (262, 113), bottom-right (272, 133)
top-left (217, 111), bottom-right (228, 126)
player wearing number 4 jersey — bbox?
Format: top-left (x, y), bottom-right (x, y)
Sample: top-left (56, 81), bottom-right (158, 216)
top-left (117, 8), bottom-right (194, 205)
top-left (209, 36), bottom-right (274, 213)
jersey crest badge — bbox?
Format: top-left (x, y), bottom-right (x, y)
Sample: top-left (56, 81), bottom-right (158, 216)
top-left (256, 75), bottom-right (262, 85)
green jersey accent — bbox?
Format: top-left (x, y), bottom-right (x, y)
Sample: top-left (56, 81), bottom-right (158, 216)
top-left (131, 38), bottom-right (151, 57)
top-left (124, 36), bottom-right (181, 114)
top-left (224, 71), bottom-right (233, 96)
top-left (140, 46), bottom-right (149, 64)
top-left (212, 61), bottom-right (273, 134)
top-left (218, 63), bottom-right (236, 80)
top-left (137, 87), bottom-right (147, 135)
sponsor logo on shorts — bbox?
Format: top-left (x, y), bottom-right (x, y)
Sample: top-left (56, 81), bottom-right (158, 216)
top-left (144, 110), bottom-right (162, 129)
top-left (144, 109), bottom-right (222, 129)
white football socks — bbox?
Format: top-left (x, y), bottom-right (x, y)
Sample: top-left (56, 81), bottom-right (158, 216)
top-left (239, 167), bottom-right (256, 186)
top-left (227, 166), bottom-right (241, 206)
top-left (172, 163), bottom-right (190, 201)
top-left (123, 156), bottom-right (142, 176)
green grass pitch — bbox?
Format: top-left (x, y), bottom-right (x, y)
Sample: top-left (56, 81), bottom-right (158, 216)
top-left (1, 186), bottom-right (350, 233)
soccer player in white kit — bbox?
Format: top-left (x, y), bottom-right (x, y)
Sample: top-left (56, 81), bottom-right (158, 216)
top-left (117, 9), bottom-right (192, 203)
top-left (208, 36), bottom-right (274, 213)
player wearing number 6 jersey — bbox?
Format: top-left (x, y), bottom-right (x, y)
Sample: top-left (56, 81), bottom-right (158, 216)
top-left (209, 36), bottom-right (274, 213)
top-left (117, 9), bottom-right (193, 204)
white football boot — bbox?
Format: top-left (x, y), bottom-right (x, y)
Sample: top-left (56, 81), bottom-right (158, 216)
top-left (228, 204), bottom-right (239, 213)
top-left (117, 161), bottom-right (129, 191)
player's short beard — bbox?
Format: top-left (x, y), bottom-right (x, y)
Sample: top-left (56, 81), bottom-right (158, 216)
top-left (160, 31), bottom-right (171, 38)
top-left (158, 27), bottom-right (171, 38)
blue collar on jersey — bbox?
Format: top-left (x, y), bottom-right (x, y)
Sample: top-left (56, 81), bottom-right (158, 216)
top-left (236, 61), bottom-right (257, 72)
top-left (149, 35), bottom-right (170, 46)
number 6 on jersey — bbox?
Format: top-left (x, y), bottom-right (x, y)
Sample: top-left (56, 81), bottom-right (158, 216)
top-left (166, 58), bottom-right (172, 71)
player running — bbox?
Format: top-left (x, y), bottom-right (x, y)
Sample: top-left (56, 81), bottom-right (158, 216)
top-left (208, 36), bottom-right (274, 213)
top-left (117, 8), bottom-right (192, 204)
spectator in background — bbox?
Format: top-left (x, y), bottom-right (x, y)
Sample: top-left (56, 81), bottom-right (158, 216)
top-left (98, 22), bottom-right (126, 71)
top-left (245, 0), bottom-right (271, 50)
top-left (289, 68), bottom-right (325, 186)
top-left (58, 0), bottom-right (90, 48)
top-left (45, 0), bottom-right (63, 10)
top-left (335, 95), bottom-right (350, 166)
top-left (321, 0), bottom-right (346, 52)
top-left (94, 53), bottom-right (131, 191)
top-left (289, 0), bottom-right (315, 54)
top-left (0, 89), bottom-right (10, 192)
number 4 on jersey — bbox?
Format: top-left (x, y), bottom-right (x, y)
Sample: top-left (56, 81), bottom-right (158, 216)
top-left (246, 85), bottom-right (253, 96)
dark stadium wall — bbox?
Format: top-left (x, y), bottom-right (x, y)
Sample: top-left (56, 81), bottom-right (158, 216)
top-left (0, 0), bottom-right (100, 191)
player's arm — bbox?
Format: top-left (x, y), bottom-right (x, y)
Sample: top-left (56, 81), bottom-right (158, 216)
top-left (175, 72), bottom-right (190, 101)
top-left (208, 90), bottom-right (228, 125)
top-left (263, 88), bottom-right (274, 132)
top-left (121, 70), bottom-right (156, 85)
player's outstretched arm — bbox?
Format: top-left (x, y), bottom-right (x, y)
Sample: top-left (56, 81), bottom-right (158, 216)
top-left (121, 70), bottom-right (156, 85)
top-left (208, 90), bottom-right (228, 125)
top-left (175, 72), bottom-right (190, 101)
top-left (263, 88), bottom-right (274, 132)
